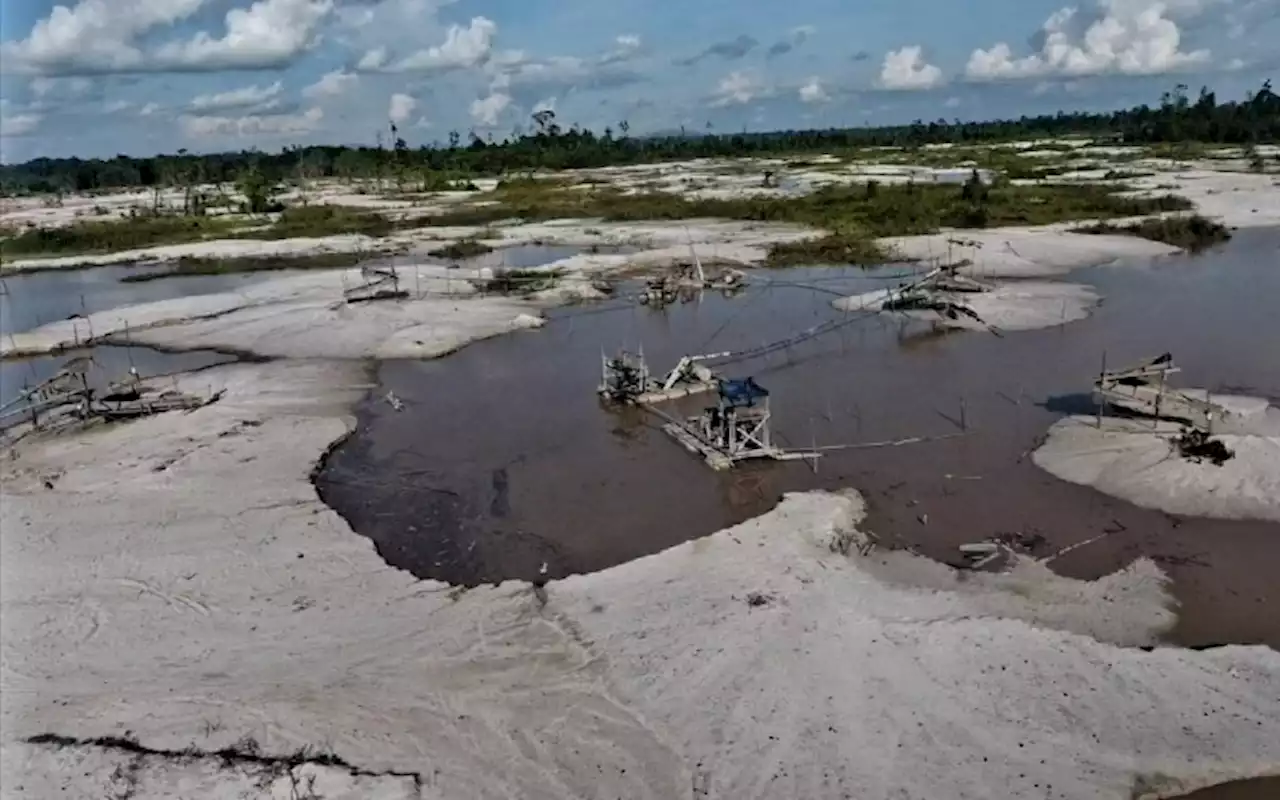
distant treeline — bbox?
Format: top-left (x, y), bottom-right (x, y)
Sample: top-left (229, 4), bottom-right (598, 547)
top-left (3, 81), bottom-right (1277, 195)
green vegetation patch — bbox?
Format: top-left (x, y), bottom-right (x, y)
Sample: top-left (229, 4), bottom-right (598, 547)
top-left (417, 177), bottom-right (1192, 266)
top-left (427, 238), bottom-right (494, 259)
top-left (474, 267), bottom-right (566, 295)
top-left (0, 215), bottom-right (242, 259)
top-left (119, 251), bottom-right (365, 282)
top-left (255, 205), bottom-right (394, 239)
top-left (1074, 215), bottom-right (1231, 252)
top-left (766, 234), bottom-right (894, 266)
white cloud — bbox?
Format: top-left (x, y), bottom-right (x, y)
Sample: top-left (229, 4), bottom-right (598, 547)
top-left (944, 96), bottom-right (963, 108)
top-left (470, 91), bottom-right (511, 126)
top-left (388, 93), bottom-right (417, 123)
top-left (4, 0), bottom-right (331, 74)
top-left (532, 97), bottom-right (557, 114)
top-left (139, 102), bottom-right (160, 116)
top-left (879, 46), bottom-right (944, 90)
top-left (0, 114), bottom-right (43, 137)
top-left (303, 69), bottom-right (358, 99)
top-left (155, 0), bottom-right (333, 71)
top-left (389, 16), bottom-right (495, 72)
top-left (600, 33), bottom-right (644, 65)
top-left (798, 76), bottom-right (830, 104)
top-left (965, 1), bottom-right (1210, 82)
top-left (356, 47), bottom-right (389, 70)
top-left (189, 81), bottom-right (283, 112)
top-left (709, 71), bottom-right (773, 107)
top-left (180, 106), bottom-right (323, 138)
top-left (1226, 57), bottom-right (1246, 70)
top-left (104, 99), bottom-right (133, 113)
top-left (1, 0), bottom-right (206, 74)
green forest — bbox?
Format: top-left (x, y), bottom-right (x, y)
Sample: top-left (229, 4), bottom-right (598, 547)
top-left (2, 81), bottom-right (1277, 195)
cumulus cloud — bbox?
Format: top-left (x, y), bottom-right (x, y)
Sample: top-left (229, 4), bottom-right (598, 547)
top-left (965, 1), bottom-right (1211, 82)
top-left (356, 47), bottom-right (388, 70)
top-left (303, 69), bottom-right (358, 98)
top-left (599, 34), bottom-right (644, 65)
top-left (189, 81), bottom-right (283, 112)
top-left (879, 46), bottom-right (944, 90)
top-left (139, 102), bottom-right (160, 116)
top-left (0, 0), bottom-right (205, 74)
top-left (2, 0), bottom-right (332, 75)
top-left (709, 71), bottom-right (774, 107)
top-left (679, 34), bottom-right (759, 66)
top-left (768, 25), bottom-right (816, 58)
top-left (180, 106), bottom-right (323, 137)
top-left (387, 16), bottom-right (495, 72)
top-left (154, 0), bottom-right (333, 71)
top-left (798, 76), bottom-right (831, 104)
top-left (388, 93), bottom-right (416, 123)
top-left (0, 113), bottom-right (43, 137)
top-left (470, 91), bottom-right (511, 126)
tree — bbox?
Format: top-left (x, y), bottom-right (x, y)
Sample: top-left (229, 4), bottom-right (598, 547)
top-left (237, 165), bottom-right (279, 213)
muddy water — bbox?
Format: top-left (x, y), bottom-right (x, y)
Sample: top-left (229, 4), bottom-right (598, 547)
top-left (0, 262), bottom-right (307, 337)
top-left (0, 264), bottom-right (284, 409)
top-left (318, 229), bottom-right (1280, 648)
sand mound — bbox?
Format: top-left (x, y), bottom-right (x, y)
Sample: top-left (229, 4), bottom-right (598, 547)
top-left (1033, 398), bottom-right (1280, 523)
top-left (834, 279), bottom-right (1099, 332)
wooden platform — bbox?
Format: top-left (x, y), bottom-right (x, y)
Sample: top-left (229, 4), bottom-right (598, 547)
top-left (661, 419), bottom-right (817, 471)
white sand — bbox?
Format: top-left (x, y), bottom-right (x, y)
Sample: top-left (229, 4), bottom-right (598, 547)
top-left (1033, 395), bottom-right (1280, 523)
top-left (880, 229), bottom-right (1179, 278)
top-left (835, 280), bottom-right (1100, 332)
top-left (1124, 169), bottom-right (1280, 228)
top-left (0, 265), bottom-right (549, 361)
top-left (2, 359), bottom-right (1278, 798)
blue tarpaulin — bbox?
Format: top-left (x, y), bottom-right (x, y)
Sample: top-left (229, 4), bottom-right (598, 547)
top-left (718, 377), bottom-right (769, 407)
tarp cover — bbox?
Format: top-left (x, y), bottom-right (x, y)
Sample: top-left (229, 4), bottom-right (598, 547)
top-left (719, 377), bottom-right (769, 406)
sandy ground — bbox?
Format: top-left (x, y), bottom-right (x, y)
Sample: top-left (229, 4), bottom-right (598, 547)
top-left (2, 359), bottom-right (1278, 799)
top-left (881, 228), bottom-right (1180, 278)
top-left (4, 145), bottom-right (1280, 798)
top-left (835, 279), bottom-right (1101, 332)
top-left (0, 265), bottom-right (548, 360)
top-left (1033, 393), bottom-right (1280, 523)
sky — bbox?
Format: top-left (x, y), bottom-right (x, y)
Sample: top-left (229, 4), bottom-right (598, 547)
top-left (0, 0), bottom-right (1277, 162)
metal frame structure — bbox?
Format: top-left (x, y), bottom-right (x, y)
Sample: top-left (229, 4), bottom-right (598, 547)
top-left (660, 378), bottom-right (820, 471)
top-left (598, 347), bottom-right (728, 405)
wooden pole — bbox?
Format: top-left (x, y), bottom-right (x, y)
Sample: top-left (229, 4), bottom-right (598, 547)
top-left (1096, 350), bottom-right (1107, 428)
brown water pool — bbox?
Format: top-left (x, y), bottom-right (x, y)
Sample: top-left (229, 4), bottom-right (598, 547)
top-left (316, 228), bottom-right (1280, 648)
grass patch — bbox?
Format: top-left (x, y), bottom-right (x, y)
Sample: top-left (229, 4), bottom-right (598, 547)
top-left (428, 238), bottom-right (494, 259)
top-left (1074, 214), bottom-right (1231, 252)
top-left (414, 179), bottom-right (1192, 267)
top-left (0, 215), bottom-right (242, 258)
top-left (474, 267), bottom-right (565, 295)
top-left (254, 205), bottom-right (393, 239)
top-left (766, 234), bottom-right (893, 266)
top-left (119, 251), bottom-right (365, 282)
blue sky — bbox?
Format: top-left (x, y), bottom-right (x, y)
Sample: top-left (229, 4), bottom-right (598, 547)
top-left (0, 0), bottom-right (1276, 162)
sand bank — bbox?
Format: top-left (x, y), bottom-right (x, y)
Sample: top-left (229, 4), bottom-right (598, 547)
top-left (835, 279), bottom-right (1100, 332)
top-left (1033, 394), bottom-right (1280, 523)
